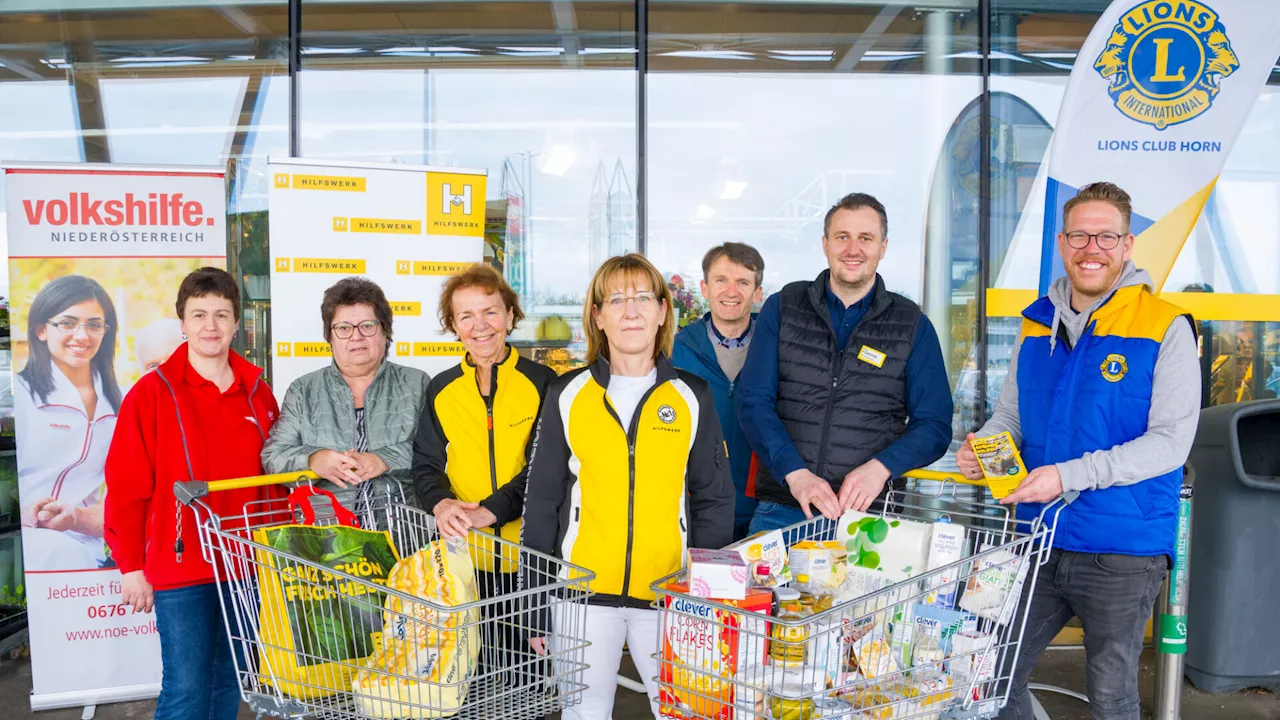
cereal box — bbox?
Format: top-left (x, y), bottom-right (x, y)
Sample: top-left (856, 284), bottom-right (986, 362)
top-left (660, 583), bottom-right (773, 719)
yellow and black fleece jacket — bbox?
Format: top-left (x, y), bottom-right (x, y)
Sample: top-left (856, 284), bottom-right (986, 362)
top-left (521, 354), bottom-right (734, 607)
top-left (412, 348), bottom-right (556, 572)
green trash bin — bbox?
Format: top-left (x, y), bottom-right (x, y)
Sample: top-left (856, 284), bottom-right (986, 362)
top-left (1185, 398), bottom-right (1280, 693)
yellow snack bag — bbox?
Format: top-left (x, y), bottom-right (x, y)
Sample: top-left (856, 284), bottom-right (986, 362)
top-left (353, 538), bottom-right (482, 719)
top-left (968, 432), bottom-right (1028, 499)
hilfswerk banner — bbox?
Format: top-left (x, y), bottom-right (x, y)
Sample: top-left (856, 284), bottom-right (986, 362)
top-left (267, 158), bottom-right (486, 402)
top-left (3, 163), bottom-right (227, 710)
top-left (1037, 0), bottom-right (1280, 294)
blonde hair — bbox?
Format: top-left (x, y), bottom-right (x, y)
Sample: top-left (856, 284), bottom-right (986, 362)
top-left (583, 254), bottom-right (675, 364)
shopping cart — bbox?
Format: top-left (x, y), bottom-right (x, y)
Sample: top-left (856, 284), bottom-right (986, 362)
top-left (175, 472), bottom-right (595, 720)
top-left (651, 483), bottom-right (1070, 720)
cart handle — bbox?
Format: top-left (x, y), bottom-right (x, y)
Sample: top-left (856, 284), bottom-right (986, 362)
top-left (903, 468), bottom-right (987, 486)
top-left (174, 471), bottom-right (319, 506)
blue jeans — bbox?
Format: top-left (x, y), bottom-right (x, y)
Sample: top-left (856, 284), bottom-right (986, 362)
top-left (746, 501), bottom-right (811, 536)
top-left (998, 549), bottom-right (1166, 720)
top-left (154, 582), bottom-right (242, 720)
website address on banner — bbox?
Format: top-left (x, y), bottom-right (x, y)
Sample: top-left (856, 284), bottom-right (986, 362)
top-left (65, 619), bottom-right (158, 642)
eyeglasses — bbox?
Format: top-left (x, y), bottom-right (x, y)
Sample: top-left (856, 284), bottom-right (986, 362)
top-left (1065, 231), bottom-right (1124, 251)
top-left (47, 319), bottom-right (108, 336)
top-left (331, 320), bottom-right (381, 339)
top-left (604, 292), bottom-right (658, 310)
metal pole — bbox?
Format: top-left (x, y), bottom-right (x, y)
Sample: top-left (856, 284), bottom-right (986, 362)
top-left (1153, 466), bottom-right (1194, 719)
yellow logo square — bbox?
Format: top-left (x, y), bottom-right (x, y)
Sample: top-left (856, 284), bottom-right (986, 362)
top-left (395, 260), bottom-right (412, 275)
top-left (275, 257), bottom-right (291, 272)
top-left (273, 173), bottom-right (290, 188)
top-left (396, 342), bottom-right (411, 357)
top-left (426, 171), bottom-right (487, 238)
top-left (332, 217), bottom-right (349, 232)
top-left (276, 342), bottom-right (292, 357)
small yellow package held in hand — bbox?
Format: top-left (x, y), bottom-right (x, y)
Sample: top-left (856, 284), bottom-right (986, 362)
top-left (969, 432), bottom-right (1028, 499)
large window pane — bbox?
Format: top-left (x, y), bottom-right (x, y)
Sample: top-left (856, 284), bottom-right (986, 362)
top-left (647, 1), bottom-right (983, 449)
top-left (299, 0), bottom-right (637, 372)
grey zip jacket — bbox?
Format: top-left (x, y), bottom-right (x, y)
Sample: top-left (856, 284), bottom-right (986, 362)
top-left (979, 261), bottom-right (1201, 492)
top-left (261, 359), bottom-right (429, 509)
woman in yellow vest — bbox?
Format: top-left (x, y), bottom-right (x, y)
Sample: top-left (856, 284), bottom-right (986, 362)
top-left (411, 263), bottom-right (556, 683)
top-left (522, 254), bottom-right (733, 719)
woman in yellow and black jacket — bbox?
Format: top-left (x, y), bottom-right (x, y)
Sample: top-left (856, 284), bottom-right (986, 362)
top-left (411, 264), bottom-right (555, 682)
top-left (522, 254), bottom-right (733, 720)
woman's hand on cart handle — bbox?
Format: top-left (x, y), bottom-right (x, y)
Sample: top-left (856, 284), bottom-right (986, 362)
top-left (308, 449), bottom-right (365, 488)
top-left (121, 571), bottom-right (154, 614)
top-left (956, 433), bottom-right (984, 480)
top-left (529, 637), bottom-right (548, 656)
top-left (433, 499), bottom-right (479, 538)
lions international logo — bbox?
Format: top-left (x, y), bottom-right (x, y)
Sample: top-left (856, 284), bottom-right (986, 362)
top-left (1101, 353), bottom-right (1129, 383)
top-left (657, 404), bottom-right (677, 424)
top-left (1094, 1), bottom-right (1239, 130)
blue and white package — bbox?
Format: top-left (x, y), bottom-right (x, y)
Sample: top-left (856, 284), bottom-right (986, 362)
top-left (923, 518), bottom-right (966, 609)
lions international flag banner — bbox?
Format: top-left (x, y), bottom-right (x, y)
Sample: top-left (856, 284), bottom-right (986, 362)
top-left (1037, 0), bottom-right (1280, 294)
top-left (267, 158), bottom-right (486, 400)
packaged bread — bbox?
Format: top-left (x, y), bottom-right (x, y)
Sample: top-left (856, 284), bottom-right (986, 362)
top-left (353, 538), bottom-right (481, 719)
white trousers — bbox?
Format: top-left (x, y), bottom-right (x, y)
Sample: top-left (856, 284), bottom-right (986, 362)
top-left (557, 605), bottom-right (661, 720)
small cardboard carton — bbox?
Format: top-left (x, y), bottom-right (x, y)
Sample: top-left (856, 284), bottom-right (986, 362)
top-left (688, 548), bottom-right (750, 600)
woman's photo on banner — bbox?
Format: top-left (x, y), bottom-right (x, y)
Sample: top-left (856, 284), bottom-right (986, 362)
top-left (11, 258), bottom-right (209, 571)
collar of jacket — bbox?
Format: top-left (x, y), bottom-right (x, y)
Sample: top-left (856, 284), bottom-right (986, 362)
top-left (675, 314), bottom-right (757, 375)
top-left (588, 352), bottom-right (678, 389)
top-left (1022, 284), bottom-right (1148, 328)
top-left (804, 269), bottom-right (891, 338)
top-left (161, 341), bottom-right (264, 395)
top-left (462, 344), bottom-right (518, 379)
top-left (37, 358), bottom-right (114, 420)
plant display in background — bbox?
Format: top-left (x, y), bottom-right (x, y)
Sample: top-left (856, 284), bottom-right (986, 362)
top-left (666, 274), bottom-right (707, 327)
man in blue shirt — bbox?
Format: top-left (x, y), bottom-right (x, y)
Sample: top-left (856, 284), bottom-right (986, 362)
top-left (737, 193), bottom-right (952, 533)
top-left (672, 243), bottom-right (766, 540)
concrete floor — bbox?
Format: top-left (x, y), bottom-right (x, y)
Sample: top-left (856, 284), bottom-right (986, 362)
top-left (1, 647), bottom-right (1275, 719)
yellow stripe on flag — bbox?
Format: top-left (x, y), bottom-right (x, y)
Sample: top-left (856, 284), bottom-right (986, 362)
top-left (1132, 177), bottom-right (1218, 293)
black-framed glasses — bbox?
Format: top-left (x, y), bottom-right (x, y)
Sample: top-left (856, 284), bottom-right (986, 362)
top-left (1065, 231), bottom-right (1123, 250)
top-left (47, 318), bottom-right (108, 336)
top-left (330, 320), bottom-right (381, 339)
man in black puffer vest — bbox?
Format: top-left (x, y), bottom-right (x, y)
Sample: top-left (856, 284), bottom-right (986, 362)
top-left (737, 193), bottom-right (953, 534)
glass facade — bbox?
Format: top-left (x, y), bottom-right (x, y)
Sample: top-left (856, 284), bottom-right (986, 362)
top-left (2, 1), bottom-right (1278, 450)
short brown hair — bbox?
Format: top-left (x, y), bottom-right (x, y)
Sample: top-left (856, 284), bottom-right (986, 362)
top-left (701, 243), bottom-right (765, 288)
top-left (823, 192), bottom-right (888, 238)
top-left (438, 263), bottom-right (524, 336)
top-left (176, 267), bottom-right (241, 321)
top-left (583, 254), bottom-right (674, 364)
top-left (321, 277), bottom-right (394, 347)
top-left (1063, 182), bottom-right (1133, 233)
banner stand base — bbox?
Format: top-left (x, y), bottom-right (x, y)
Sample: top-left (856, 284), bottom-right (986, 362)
top-left (30, 683), bottom-right (161, 713)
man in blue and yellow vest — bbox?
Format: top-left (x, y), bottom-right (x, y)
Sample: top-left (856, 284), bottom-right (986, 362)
top-left (958, 182), bottom-right (1201, 720)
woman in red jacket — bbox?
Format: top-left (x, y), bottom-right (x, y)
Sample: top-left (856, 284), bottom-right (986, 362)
top-left (104, 267), bottom-right (280, 720)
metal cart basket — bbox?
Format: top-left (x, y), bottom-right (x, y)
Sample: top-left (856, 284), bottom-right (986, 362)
top-left (176, 473), bottom-right (595, 720)
top-left (652, 485), bottom-right (1069, 720)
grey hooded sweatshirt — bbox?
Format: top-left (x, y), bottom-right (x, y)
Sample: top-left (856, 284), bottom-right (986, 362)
top-left (978, 261), bottom-right (1201, 493)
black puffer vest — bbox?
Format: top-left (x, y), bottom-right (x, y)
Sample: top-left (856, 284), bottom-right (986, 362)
top-left (755, 271), bottom-right (922, 506)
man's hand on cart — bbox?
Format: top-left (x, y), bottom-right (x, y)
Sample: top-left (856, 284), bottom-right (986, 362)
top-left (121, 570), bottom-right (154, 614)
top-left (529, 637), bottom-right (548, 656)
top-left (434, 499), bottom-right (482, 538)
top-left (956, 433), bottom-right (985, 480)
top-left (785, 468), bottom-right (842, 520)
top-left (999, 464), bottom-right (1064, 505)
top-left (308, 449), bottom-right (365, 488)
top-left (838, 459), bottom-right (891, 513)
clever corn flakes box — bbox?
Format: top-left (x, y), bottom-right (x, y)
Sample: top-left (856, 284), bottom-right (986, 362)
top-left (660, 583), bottom-right (772, 719)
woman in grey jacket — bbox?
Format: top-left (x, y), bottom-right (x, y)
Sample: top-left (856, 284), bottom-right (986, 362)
top-left (261, 277), bottom-right (429, 509)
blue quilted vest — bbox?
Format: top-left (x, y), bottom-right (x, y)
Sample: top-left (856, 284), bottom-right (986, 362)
top-left (1015, 285), bottom-right (1191, 558)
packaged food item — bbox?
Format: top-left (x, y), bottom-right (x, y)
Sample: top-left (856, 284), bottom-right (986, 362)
top-left (789, 541), bottom-right (847, 595)
top-left (950, 631), bottom-right (996, 698)
top-left (770, 602), bottom-right (811, 664)
top-left (902, 674), bottom-right (957, 720)
top-left (841, 686), bottom-right (907, 720)
top-left (767, 666), bottom-right (824, 720)
top-left (689, 548), bottom-right (751, 600)
top-left (660, 583), bottom-right (773, 719)
top-left (811, 697), bottom-right (855, 719)
top-left (852, 625), bottom-right (898, 680)
top-left (729, 528), bottom-right (792, 587)
top-left (889, 603), bottom-right (977, 669)
top-left (838, 512), bottom-right (931, 582)
top-left (958, 545), bottom-right (1028, 625)
top-left (969, 432), bottom-right (1028, 499)
top-left (353, 538), bottom-right (481, 719)
top-left (922, 520), bottom-right (965, 609)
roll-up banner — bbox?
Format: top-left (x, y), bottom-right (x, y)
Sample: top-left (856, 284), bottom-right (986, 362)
top-left (3, 162), bottom-right (228, 710)
top-left (1034, 0), bottom-right (1280, 294)
top-left (266, 158), bottom-right (487, 398)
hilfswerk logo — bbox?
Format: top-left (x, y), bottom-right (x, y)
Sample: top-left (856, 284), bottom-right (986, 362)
top-left (1093, 1), bottom-right (1239, 130)
top-left (442, 183), bottom-right (472, 215)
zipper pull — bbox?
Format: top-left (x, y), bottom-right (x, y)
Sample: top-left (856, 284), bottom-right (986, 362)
top-left (174, 538), bottom-right (184, 563)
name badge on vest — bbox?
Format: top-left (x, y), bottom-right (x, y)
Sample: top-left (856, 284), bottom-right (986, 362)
top-left (857, 345), bottom-right (887, 368)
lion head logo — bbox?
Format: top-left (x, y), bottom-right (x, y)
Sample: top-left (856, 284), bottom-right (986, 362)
top-left (1093, 1), bottom-right (1238, 130)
